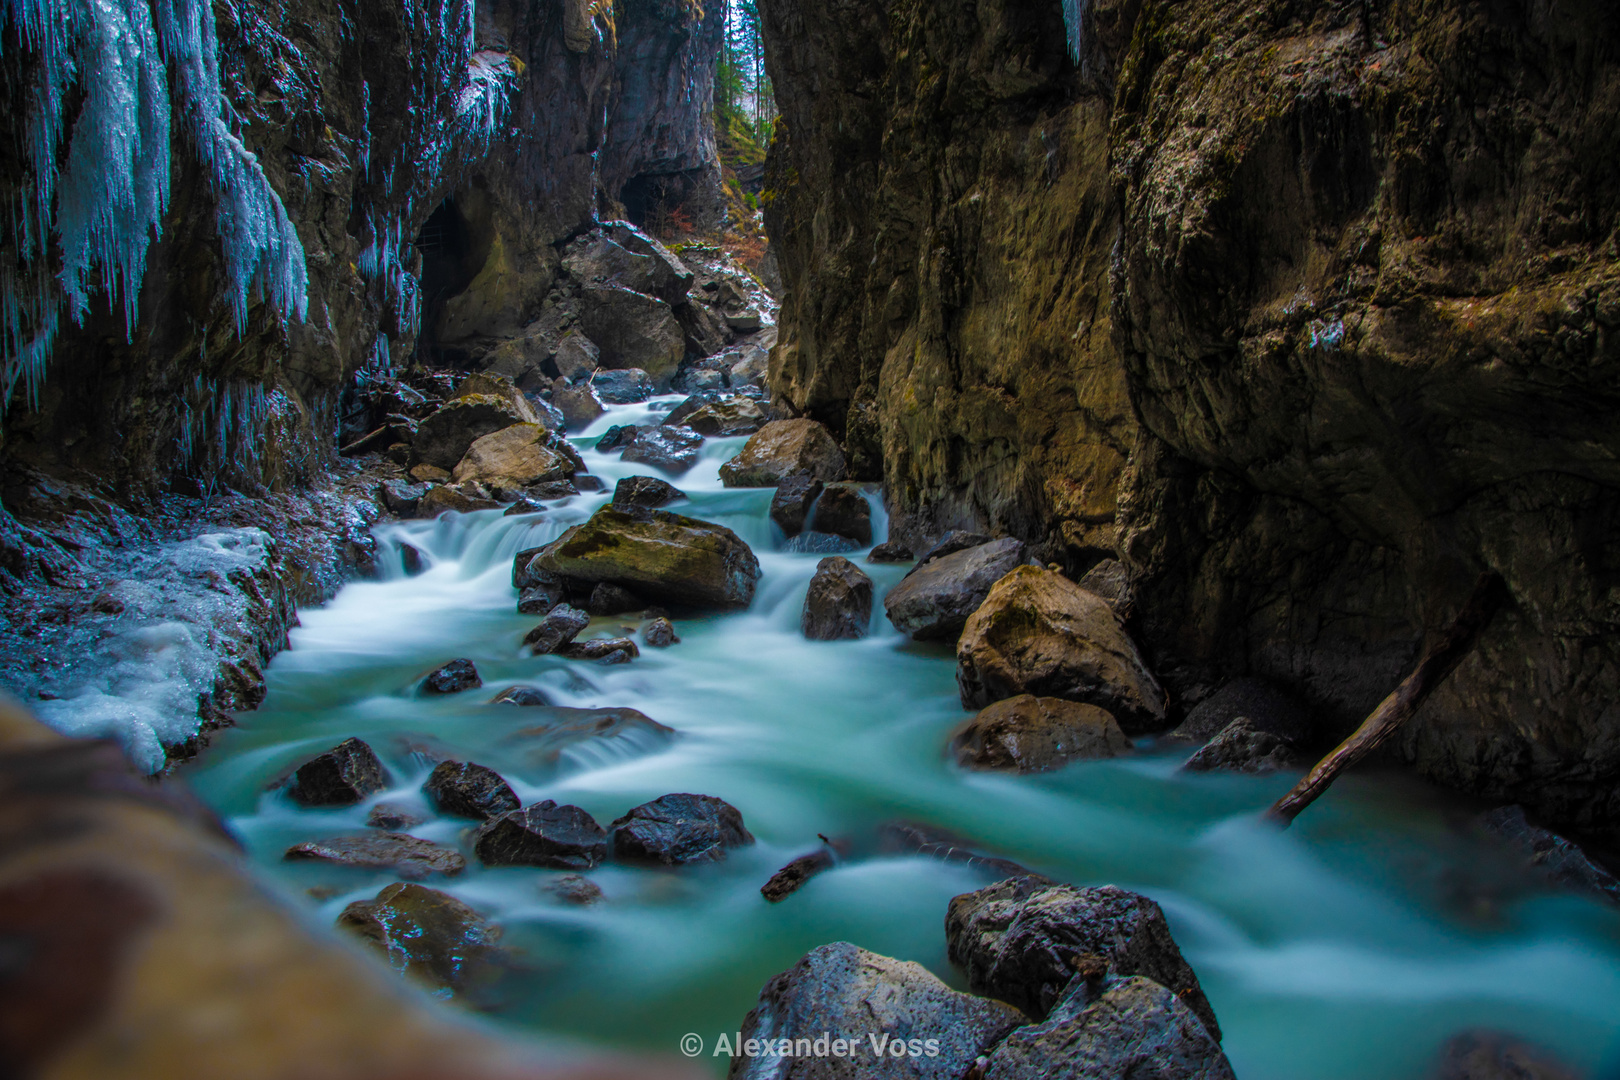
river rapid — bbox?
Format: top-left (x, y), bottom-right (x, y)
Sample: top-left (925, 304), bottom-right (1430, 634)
top-left (185, 397), bottom-right (1620, 1080)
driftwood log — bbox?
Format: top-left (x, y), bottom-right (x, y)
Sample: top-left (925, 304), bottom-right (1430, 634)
top-left (1266, 572), bottom-right (1509, 827)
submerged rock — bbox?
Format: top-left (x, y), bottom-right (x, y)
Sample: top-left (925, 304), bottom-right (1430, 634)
top-left (761, 847), bottom-right (836, 903)
top-left (729, 942), bottom-right (1024, 1080)
top-left (337, 882), bottom-right (501, 993)
top-left (557, 636), bottom-right (641, 664)
top-left (499, 706), bottom-right (676, 769)
top-left (719, 419), bottom-right (847, 487)
top-left (1434, 1030), bottom-right (1583, 1080)
top-left (642, 617), bottom-right (680, 647)
top-left (544, 874), bottom-right (604, 906)
top-left (953, 695), bottom-right (1132, 773)
top-left (421, 658), bottom-right (482, 695)
top-left (801, 556), bottom-right (873, 641)
top-left (1481, 805), bottom-right (1620, 906)
top-left (982, 975), bottom-right (1233, 1080)
top-left (945, 876), bottom-right (1220, 1037)
top-left (422, 760), bottom-right (521, 821)
top-left (284, 833), bottom-right (466, 878)
top-left (475, 801), bottom-right (609, 869)
top-left (956, 567), bottom-right (1167, 734)
top-left (612, 474), bottom-right (686, 508)
top-left (620, 424), bottom-right (704, 473)
top-left (399, 543), bottom-right (426, 576)
top-left (809, 482), bottom-right (873, 545)
top-left (366, 802), bottom-right (425, 831)
top-left (523, 604), bottom-right (591, 654)
top-left (489, 685), bottom-right (554, 707)
top-left (1181, 718), bottom-right (1303, 774)
top-left (883, 537), bottom-right (1026, 641)
top-left (612, 793), bottom-right (754, 865)
top-left (770, 472), bottom-right (824, 537)
top-left (287, 737), bottom-right (390, 807)
top-left (533, 503), bottom-right (761, 609)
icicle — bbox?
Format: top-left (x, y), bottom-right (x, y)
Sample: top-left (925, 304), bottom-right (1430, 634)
top-left (1062, 0), bottom-right (1085, 64)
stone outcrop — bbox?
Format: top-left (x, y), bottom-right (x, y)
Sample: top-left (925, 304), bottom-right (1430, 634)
top-left (534, 503), bottom-right (762, 609)
top-left (883, 538), bottom-right (1026, 641)
top-left (956, 567), bottom-right (1167, 734)
top-left (952, 696), bottom-right (1132, 773)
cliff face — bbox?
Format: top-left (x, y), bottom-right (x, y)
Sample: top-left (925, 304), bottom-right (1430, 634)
top-left (762, 0), bottom-right (1620, 826)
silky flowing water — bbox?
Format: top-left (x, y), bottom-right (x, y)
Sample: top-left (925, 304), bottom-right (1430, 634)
top-left (187, 398), bottom-right (1620, 1079)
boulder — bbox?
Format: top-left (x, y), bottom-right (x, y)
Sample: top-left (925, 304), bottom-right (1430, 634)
top-left (642, 617), bottom-right (680, 647)
top-left (981, 976), bottom-right (1233, 1080)
top-left (337, 882), bottom-right (501, 993)
top-left (422, 761), bottom-right (521, 821)
top-left (912, 530), bottom-right (992, 572)
top-left (728, 344), bottom-right (769, 389)
top-left (562, 231), bottom-right (691, 306)
top-left (620, 425), bottom-right (704, 473)
top-left (956, 567), bottom-right (1168, 734)
top-left (883, 538), bottom-right (1027, 642)
top-left (683, 397), bottom-right (767, 437)
top-left (577, 286), bottom-right (684, 389)
top-left (365, 803), bottom-right (424, 831)
top-left (533, 503), bottom-right (761, 609)
top-left (284, 833), bottom-right (466, 879)
top-left (504, 497), bottom-right (545, 517)
top-left (729, 942), bottom-right (1025, 1080)
top-left (809, 482), bottom-right (872, 545)
top-left (489, 685), bottom-right (553, 707)
top-left (586, 583), bottom-right (643, 615)
top-left (287, 738), bottom-right (389, 807)
top-left (868, 541), bottom-right (914, 563)
top-left (1434, 1030), bottom-right (1583, 1080)
top-left (409, 463), bottom-right (451, 484)
top-left (612, 474), bottom-right (685, 508)
top-left (596, 424), bottom-right (640, 452)
top-left (523, 604), bottom-right (591, 654)
top-left (475, 801), bottom-right (608, 870)
top-left (611, 793), bottom-right (754, 865)
top-left (945, 876), bottom-right (1220, 1037)
top-left (802, 556), bottom-right (873, 641)
top-left (665, 390), bottom-right (726, 427)
top-left (380, 479), bottom-right (427, 516)
top-left (517, 582), bottom-right (566, 615)
top-left (551, 381), bottom-right (605, 431)
top-left (604, 222), bottom-right (695, 303)
top-left (412, 394), bottom-right (538, 470)
top-left (590, 368), bottom-right (656, 404)
top-left (574, 474), bottom-right (607, 492)
top-left (719, 419), bottom-right (846, 487)
top-left (770, 473), bottom-right (823, 537)
top-left (544, 874), bottom-right (604, 906)
top-left (952, 696), bottom-right (1132, 773)
top-left (1077, 558), bottom-right (1135, 617)
top-left (512, 546), bottom-right (549, 588)
top-left (529, 479), bottom-right (581, 500)
top-left (1181, 718), bottom-right (1302, 774)
top-left (451, 424), bottom-right (573, 489)
top-left (422, 658), bottom-right (482, 694)
top-left (557, 636), bottom-right (640, 664)
top-left (1168, 677), bottom-right (1311, 745)
top-left (416, 484), bottom-right (501, 517)
top-left (1481, 805), bottom-right (1620, 906)
top-left (552, 330), bottom-right (600, 382)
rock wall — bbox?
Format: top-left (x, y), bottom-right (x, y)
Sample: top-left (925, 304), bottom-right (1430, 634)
top-left (761, 0), bottom-right (1620, 827)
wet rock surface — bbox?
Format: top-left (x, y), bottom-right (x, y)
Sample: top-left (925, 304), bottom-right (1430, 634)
top-left (719, 419), bottom-right (847, 487)
top-left (337, 882), bottom-right (501, 993)
top-left (953, 696), bottom-right (1132, 773)
top-left (619, 425), bottom-right (704, 473)
top-left (422, 761), bottom-right (521, 821)
top-left (523, 605), bottom-right (591, 654)
top-left (412, 395), bottom-right (540, 472)
top-left (808, 483), bottom-right (873, 545)
top-left (450, 424), bottom-right (573, 489)
top-left (682, 396), bottom-right (767, 437)
top-left (596, 424), bottom-right (641, 452)
top-left (770, 473), bottom-right (824, 538)
top-left (489, 685), bottom-right (554, 707)
top-left (883, 538), bottom-right (1026, 641)
top-left (761, 848), bottom-right (837, 903)
top-left (517, 583), bottom-right (566, 615)
top-left (287, 738), bottom-right (390, 808)
top-left (366, 803), bottom-right (425, 831)
top-left (284, 833), bottom-right (467, 879)
top-left (612, 475), bottom-right (686, 508)
top-left (612, 793), bottom-right (754, 865)
top-left (422, 659), bottom-right (483, 695)
top-left (801, 557), bottom-right (873, 641)
top-left (534, 503), bottom-right (762, 609)
top-left (544, 874), bottom-right (605, 906)
top-left (475, 801), bottom-right (609, 870)
top-left (1181, 719), bottom-right (1303, 775)
top-left (642, 617), bottom-right (680, 647)
top-left (1481, 806), bottom-right (1620, 906)
top-left (956, 567), bottom-right (1167, 734)
top-left (1435, 1030), bottom-right (1583, 1080)
top-left (945, 876), bottom-right (1220, 1038)
top-left (557, 636), bottom-right (641, 664)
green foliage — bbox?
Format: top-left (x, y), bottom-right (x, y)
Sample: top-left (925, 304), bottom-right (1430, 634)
top-left (715, 0), bottom-right (775, 149)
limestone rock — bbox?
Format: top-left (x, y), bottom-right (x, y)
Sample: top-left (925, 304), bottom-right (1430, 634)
top-left (770, 473), bottom-right (823, 538)
top-left (577, 286), bottom-right (685, 390)
top-left (982, 976), bottom-right (1233, 1080)
top-left (337, 883), bottom-right (501, 993)
top-left (422, 761), bottom-right (521, 821)
top-left (719, 419), bottom-right (847, 487)
top-left (802, 556), bottom-right (873, 641)
top-left (809, 482), bottom-right (872, 545)
top-left (412, 394), bottom-right (538, 471)
top-left (534, 503), bottom-right (761, 609)
top-left (883, 538), bottom-right (1026, 642)
top-left (611, 793), bottom-right (754, 865)
top-left (284, 833), bottom-right (466, 879)
top-left (1181, 718), bottom-right (1302, 775)
top-left (956, 567), bottom-right (1167, 734)
top-left (620, 425), bottom-right (704, 473)
top-left (953, 696), bottom-right (1132, 773)
top-left (590, 368), bottom-right (656, 404)
top-left (728, 941), bottom-right (1025, 1080)
top-left (945, 876), bottom-right (1220, 1038)
top-left (612, 474), bottom-right (686, 508)
top-left (451, 424), bottom-right (573, 489)
top-left (523, 604), bottom-right (591, 654)
top-left (287, 738), bottom-right (389, 807)
top-left (475, 801), bottom-right (609, 869)
top-left (422, 659), bottom-right (482, 695)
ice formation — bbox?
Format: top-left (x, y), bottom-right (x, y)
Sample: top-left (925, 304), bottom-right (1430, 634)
top-left (1062, 0), bottom-right (1085, 63)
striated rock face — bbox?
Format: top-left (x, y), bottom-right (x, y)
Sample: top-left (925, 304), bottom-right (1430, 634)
top-left (762, 0), bottom-right (1620, 825)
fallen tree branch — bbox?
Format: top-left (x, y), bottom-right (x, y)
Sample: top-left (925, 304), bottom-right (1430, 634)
top-left (1266, 571), bottom-right (1508, 827)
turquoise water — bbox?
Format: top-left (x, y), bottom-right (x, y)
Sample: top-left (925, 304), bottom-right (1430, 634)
top-left (186, 397), bottom-right (1620, 1078)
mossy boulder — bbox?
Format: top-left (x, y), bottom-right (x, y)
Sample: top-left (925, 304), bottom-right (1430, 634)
top-left (533, 503), bottom-right (761, 609)
top-left (412, 393), bottom-right (539, 471)
top-left (719, 419), bottom-right (846, 487)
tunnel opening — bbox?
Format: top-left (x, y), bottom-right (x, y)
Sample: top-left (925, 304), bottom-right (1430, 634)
top-left (412, 197), bottom-right (481, 368)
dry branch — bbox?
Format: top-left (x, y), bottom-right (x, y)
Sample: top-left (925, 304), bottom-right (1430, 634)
top-left (1266, 571), bottom-right (1508, 827)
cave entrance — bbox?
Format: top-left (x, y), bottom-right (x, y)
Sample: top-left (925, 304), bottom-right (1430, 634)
top-left (620, 170), bottom-right (705, 236)
top-left (413, 196), bottom-right (479, 367)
